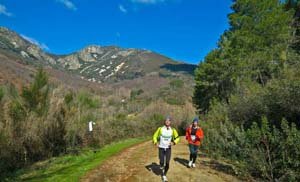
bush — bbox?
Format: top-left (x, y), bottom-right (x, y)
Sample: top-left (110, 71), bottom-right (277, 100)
top-left (264, 76), bottom-right (300, 127)
top-left (216, 75), bottom-right (300, 129)
top-left (9, 100), bottom-right (26, 124)
top-left (165, 97), bottom-right (185, 105)
top-left (227, 81), bottom-right (267, 128)
top-left (42, 107), bottom-right (67, 157)
top-left (130, 89), bottom-right (144, 100)
top-left (64, 91), bottom-right (74, 105)
top-left (169, 79), bottom-right (184, 89)
top-left (202, 117), bottom-right (300, 181)
top-left (77, 91), bottom-right (100, 109)
top-left (0, 87), bottom-right (4, 102)
top-left (21, 68), bottom-right (49, 115)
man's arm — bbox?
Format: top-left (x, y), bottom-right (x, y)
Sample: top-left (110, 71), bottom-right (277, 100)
top-left (173, 128), bottom-right (180, 145)
top-left (152, 127), bottom-right (161, 145)
top-left (197, 128), bottom-right (204, 143)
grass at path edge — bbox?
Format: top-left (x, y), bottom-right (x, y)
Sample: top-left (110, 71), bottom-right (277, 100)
top-left (9, 137), bottom-right (148, 182)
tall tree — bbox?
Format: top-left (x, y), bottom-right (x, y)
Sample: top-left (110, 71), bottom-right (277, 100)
top-left (194, 0), bottom-right (294, 112)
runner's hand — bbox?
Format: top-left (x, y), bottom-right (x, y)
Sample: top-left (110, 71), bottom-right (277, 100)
top-left (169, 142), bottom-right (175, 146)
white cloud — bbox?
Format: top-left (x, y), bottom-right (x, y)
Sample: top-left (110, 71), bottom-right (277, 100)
top-left (131, 0), bottom-right (166, 4)
top-left (0, 4), bottom-right (13, 17)
top-left (21, 34), bottom-right (50, 51)
top-left (119, 4), bottom-right (127, 13)
top-left (57, 0), bottom-right (77, 11)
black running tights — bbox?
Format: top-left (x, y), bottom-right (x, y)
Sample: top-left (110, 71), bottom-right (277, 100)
top-left (159, 148), bottom-right (171, 175)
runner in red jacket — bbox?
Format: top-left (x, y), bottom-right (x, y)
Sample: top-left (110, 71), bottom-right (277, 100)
top-left (185, 117), bottom-right (204, 168)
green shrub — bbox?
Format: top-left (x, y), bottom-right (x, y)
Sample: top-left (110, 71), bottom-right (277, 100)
top-left (165, 97), bottom-right (185, 105)
top-left (145, 113), bottom-right (165, 130)
top-left (130, 89), bottom-right (144, 100)
top-left (21, 68), bottom-right (49, 115)
top-left (202, 117), bottom-right (300, 181)
top-left (42, 108), bottom-right (67, 157)
top-left (64, 92), bottom-right (74, 105)
top-left (0, 87), bottom-right (4, 102)
top-left (78, 92), bottom-right (100, 109)
top-left (7, 83), bottom-right (19, 99)
top-left (169, 79), bottom-right (184, 89)
top-left (264, 77), bottom-right (300, 127)
top-left (9, 100), bottom-right (26, 124)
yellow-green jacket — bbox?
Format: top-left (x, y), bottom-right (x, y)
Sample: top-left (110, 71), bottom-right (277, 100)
top-left (153, 126), bottom-right (180, 148)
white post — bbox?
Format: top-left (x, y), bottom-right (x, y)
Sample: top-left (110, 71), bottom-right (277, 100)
top-left (88, 121), bottom-right (96, 132)
top-left (89, 121), bottom-right (93, 132)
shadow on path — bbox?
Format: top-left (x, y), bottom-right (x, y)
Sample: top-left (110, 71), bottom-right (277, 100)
top-left (145, 162), bottom-right (162, 176)
top-left (174, 157), bottom-right (189, 168)
top-left (200, 160), bottom-right (236, 176)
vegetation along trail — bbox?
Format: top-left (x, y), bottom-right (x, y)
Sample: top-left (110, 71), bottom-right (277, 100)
top-left (81, 137), bottom-right (240, 182)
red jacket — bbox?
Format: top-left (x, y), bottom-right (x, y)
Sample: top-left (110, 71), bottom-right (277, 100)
top-left (185, 126), bottom-right (204, 146)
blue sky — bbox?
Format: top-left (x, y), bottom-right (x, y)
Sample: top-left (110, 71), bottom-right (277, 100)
top-left (0, 0), bottom-right (232, 64)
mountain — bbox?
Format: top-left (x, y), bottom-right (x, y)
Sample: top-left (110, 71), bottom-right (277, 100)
top-left (0, 27), bottom-right (56, 65)
top-left (0, 27), bottom-right (196, 85)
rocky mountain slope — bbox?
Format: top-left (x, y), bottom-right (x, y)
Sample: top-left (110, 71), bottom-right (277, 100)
top-left (0, 27), bottom-right (196, 85)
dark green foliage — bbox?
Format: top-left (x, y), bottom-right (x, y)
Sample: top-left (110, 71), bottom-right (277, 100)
top-left (21, 68), bottom-right (49, 115)
top-left (42, 108), bottom-right (67, 157)
top-left (226, 76), bottom-right (300, 128)
top-left (146, 113), bottom-right (165, 128)
top-left (8, 83), bottom-right (19, 99)
top-left (77, 92), bottom-right (100, 109)
top-left (0, 70), bottom-right (53, 178)
top-left (169, 79), bottom-right (184, 89)
top-left (227, 81), bottom-right (267, 127)
top-left (0, 87), bottom-right (4, 102)
top-left (193, 50), bottom-right (234, 112)
top-left (9, 100), bottom-right (26, 124)
top-left (284, 0), bottom-right (300, 54)
top-left (194, 0), bottom-right (300, 180)
top-left (264, 75), bottom-right (300, 127)
top-left (64, 92), bottom-right (74, 105)
top-left (159, 79), bottom-right (187, 106)
top-left (130, 89), bottom-right (144, 100)
top-left (0, 132), bottom-right (12, 179)
top-left (194, 0), bottom-right (294, 112)
top-left (202, 118), bottom-right (300, 181)
top-left (165, 97), bottom-right (185, 105)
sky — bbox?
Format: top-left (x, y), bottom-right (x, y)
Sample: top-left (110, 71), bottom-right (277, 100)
top-left (0, 0), bottom-right (232, 64)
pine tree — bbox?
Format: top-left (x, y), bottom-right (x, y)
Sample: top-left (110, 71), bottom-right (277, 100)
top-left (194, 0), bottom-right (294, 112)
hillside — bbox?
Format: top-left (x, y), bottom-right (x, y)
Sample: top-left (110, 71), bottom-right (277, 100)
top-left (0, 27), bottom-right (198, 180)
top-left (0, 27), bottom-right (196, 85)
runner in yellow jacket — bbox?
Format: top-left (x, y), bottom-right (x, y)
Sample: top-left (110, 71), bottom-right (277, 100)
top-left (153, 116), bottom-right (180, 182)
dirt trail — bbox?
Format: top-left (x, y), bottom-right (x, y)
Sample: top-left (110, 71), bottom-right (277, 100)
top-left (81, 137), bottom-right (241, 182)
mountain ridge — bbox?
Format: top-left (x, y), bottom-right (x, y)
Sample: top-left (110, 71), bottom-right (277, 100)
top-left (0, 27), bottom-right (196, 86)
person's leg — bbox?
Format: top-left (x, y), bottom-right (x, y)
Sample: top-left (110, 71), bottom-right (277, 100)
top-left (188, 144), bottom-right (194, 167)
top-left (159, 148), bottom-right (165, 168)
top-left (192, 145), bottom-right (199, 163)
top-left (189, 144), bottom-right (194, 161)
top-left (164, 148), bottom-right (171, 175)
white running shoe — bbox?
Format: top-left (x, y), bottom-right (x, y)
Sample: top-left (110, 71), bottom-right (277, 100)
top-left (192, 163), bottom-right (196, 168)
top-left (188, 161), bottom-right (193, 168)
top-left (162, 175), bottom-right (168, 182)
